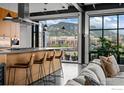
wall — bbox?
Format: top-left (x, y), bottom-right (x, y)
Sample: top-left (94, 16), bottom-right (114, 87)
top-left (19, 24), bottom-right (32, 48)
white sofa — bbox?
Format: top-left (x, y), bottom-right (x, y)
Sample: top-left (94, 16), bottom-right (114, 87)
top-left (66, 59), bottom-right (124, 85)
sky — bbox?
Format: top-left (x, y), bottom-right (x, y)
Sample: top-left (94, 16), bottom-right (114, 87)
top-left (90, 15), bottom-right (124, 35)
top-left (40, 18), bottom-right (78, 26)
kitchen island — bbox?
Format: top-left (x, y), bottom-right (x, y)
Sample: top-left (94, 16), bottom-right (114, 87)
top-left (0, 47), bottom-right (68, 85)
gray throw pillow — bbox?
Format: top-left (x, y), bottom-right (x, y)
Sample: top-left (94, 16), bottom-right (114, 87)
top-left (84, 76), bottom-right (100, 85)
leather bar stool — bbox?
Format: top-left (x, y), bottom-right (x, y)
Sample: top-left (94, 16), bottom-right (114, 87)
top-left (46, 50), bottom-right (56, 85)
top-left (54, 50), bottom-right (64, 78)
top-left (34, 51), bottom-right (47, 85)
top-left (7, 53), bottom-right (35, 85)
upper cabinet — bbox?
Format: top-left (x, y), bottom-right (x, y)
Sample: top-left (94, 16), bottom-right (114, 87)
top-left (0, 7), bottom-right (20, 38)
top-left (0, 22), bottom-right (11, 37)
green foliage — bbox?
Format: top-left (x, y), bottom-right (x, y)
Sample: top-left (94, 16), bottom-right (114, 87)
top-left (97, 37), bottom-right (118, 57)
top-left (71, 52), bottom-right (78, 61)
top-left (71, 52), bottom-right (78, 56)
top-left (64, 52), bottom-right (71, 60)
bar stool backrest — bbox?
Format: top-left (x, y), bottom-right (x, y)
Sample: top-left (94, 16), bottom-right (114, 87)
top-left (28, 53), bottom-right (35, 67)
top-left (6, 53), bottom-right (32, 66)
top-left (46, 50), bottom-right (55, 60)
top-left (34, 51), bottom-right (45, 61)
top-left (55, 50), bottom-right (63, 59)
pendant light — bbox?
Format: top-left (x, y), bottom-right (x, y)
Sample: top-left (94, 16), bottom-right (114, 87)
top-left (43, 21), bottom-right (48, 31)
top-left (3, 12), bottom-right (13, 21)
top-left (62, 26), bottom-right (65, 30)
top-left (44, 24), bottom-right (47, 28)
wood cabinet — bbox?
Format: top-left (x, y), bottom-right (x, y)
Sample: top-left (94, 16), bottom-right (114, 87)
top-left (0, 7), bottom-right (20, 47)
top-left (0, 22), bottom-right (11, 37)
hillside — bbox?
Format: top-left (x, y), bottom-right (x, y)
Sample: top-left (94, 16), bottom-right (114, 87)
top-left (47, 22), bottom-right (78, 36)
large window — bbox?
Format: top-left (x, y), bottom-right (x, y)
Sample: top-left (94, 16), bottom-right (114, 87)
top-left (39, 18), bottom-right (79, 63)
top-left (89, 15), bottom-right (124, 64)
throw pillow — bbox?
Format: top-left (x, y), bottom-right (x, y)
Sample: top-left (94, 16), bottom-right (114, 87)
top-left (73, 76), bottom-right (86, 85)
top-left (108, 55), bottom-right (120, 72)
top-left (84, 76), bottom-right (100, 85)
top-left (79, 68), bottom-right (100, 84)
top-left (87, 63), bottom-right (106, 85)
top-left (100, 56), bottom-right (118, 77)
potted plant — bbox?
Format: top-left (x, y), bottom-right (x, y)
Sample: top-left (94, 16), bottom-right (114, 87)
top-left (97, 37), bottom-right (121, 57)
top-left (64, 52), bottom-right (70, 60)
top-left (71, 52), bottom-right (78, 61)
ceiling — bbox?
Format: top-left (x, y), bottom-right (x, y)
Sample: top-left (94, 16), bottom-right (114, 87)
top-left (0, 3), bottom-right (69, 13)
top-left (1, 3), bottom-right (124, 18)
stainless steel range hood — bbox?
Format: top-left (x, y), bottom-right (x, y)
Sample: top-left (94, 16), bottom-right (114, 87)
top-left (18, 3), bottom-right (30, 19)
top-left (13, 3), bottom-right (39, 25)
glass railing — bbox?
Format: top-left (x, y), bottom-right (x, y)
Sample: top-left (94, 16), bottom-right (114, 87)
top-left (62, 48), bottom-right (78, 63)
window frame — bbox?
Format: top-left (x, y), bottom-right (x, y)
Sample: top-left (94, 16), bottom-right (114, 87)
top-left (89, 14), bottom-right (124, 64)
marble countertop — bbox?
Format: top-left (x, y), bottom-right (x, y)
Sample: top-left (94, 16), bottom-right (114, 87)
top-left (0, 47), bottom-right (74, 54)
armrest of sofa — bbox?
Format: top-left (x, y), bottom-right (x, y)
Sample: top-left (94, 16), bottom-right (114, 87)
top-left (119, 65), bottom-right (124, 72)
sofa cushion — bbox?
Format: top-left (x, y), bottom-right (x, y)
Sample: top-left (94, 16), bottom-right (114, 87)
top-left (79, 68), bottom-right (100, 84)
top-left (106, 77), bottom-right (124, 85)
top-left (114, 72), bottom-right (124, 78)
top-left (90, 59), bottom-right (101, 66)
top-left (100, 56), bottom-right (118, 77)
top-left (73, 75), bottom-right (86, 85)
top-left (87, 63), bottom-right (106, 85)
top-left (65, 79), bottom-right (82, 85)
top-left (85, 76), bottom-right (100, 85)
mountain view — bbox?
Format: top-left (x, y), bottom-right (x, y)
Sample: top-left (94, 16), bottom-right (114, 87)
top-left (90, 30), bottom-right (124, 38)
top-left (90, 30), bottom-right (117, 37)
top-left (47, 22), bottom-right (78, 36)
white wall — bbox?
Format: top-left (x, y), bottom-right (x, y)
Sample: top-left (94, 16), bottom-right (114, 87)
top-left (19, 24), bottom-right (32, 48)
top-left (85, 8), bottom-right (124, 63)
